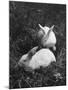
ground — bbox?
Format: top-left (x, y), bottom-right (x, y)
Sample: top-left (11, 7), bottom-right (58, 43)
top-left (9, 1), bottom-right (66, 89)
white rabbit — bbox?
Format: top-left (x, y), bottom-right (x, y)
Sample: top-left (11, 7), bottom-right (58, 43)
top-left (15, 46), bottom-right (38, 68)
top-left (17, 47), bottom-right (56, 70)
top-left (38, 24), bottom-right (56, 51)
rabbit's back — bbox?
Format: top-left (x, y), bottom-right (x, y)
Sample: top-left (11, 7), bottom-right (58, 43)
top-left (29, 49), bottom-right (56, 69)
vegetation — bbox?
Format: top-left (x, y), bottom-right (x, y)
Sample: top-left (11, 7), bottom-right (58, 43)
top-left (9, 1), bottom-right (66, 89)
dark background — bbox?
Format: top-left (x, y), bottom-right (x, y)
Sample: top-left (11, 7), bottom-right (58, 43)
top-left (9, 1), bottom-right (66, 89)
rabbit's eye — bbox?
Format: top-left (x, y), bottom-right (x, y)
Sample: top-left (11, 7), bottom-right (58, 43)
top-left (23, 59), bottom-right (27, 62)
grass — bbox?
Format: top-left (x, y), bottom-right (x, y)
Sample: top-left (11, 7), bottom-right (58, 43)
top-left (9, 1), bottom-right (66, 89)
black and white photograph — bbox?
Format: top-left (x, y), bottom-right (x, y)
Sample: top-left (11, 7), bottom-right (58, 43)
top-left (9, 1), bottom-right (66, 89)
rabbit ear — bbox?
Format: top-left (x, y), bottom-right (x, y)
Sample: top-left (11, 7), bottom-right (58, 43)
top-left (28, 46), bottom-right (39, 59)
top-left (43, 30), bottom-right (50, 41)
top-left (38, 24), bottom-right (46, 34)
top-left (39, 24), bottom-right (44, 30)
top-left (50, 25), bottom-right (55, 31)
top-left (44, 25), bottom-right (54, 41)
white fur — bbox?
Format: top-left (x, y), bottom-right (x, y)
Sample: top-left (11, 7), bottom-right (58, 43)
top-left (41, 29), bottom-right (56, 47)
top-left (18, 48), bottom-right (56, 70)
top-left (38, 24), bottom-right (56, 50)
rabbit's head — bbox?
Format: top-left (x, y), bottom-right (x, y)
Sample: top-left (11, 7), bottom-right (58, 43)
top-left (38, 24), bottom-right (56, 51)
top-left (17, 46), bottom-right (39, 67)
